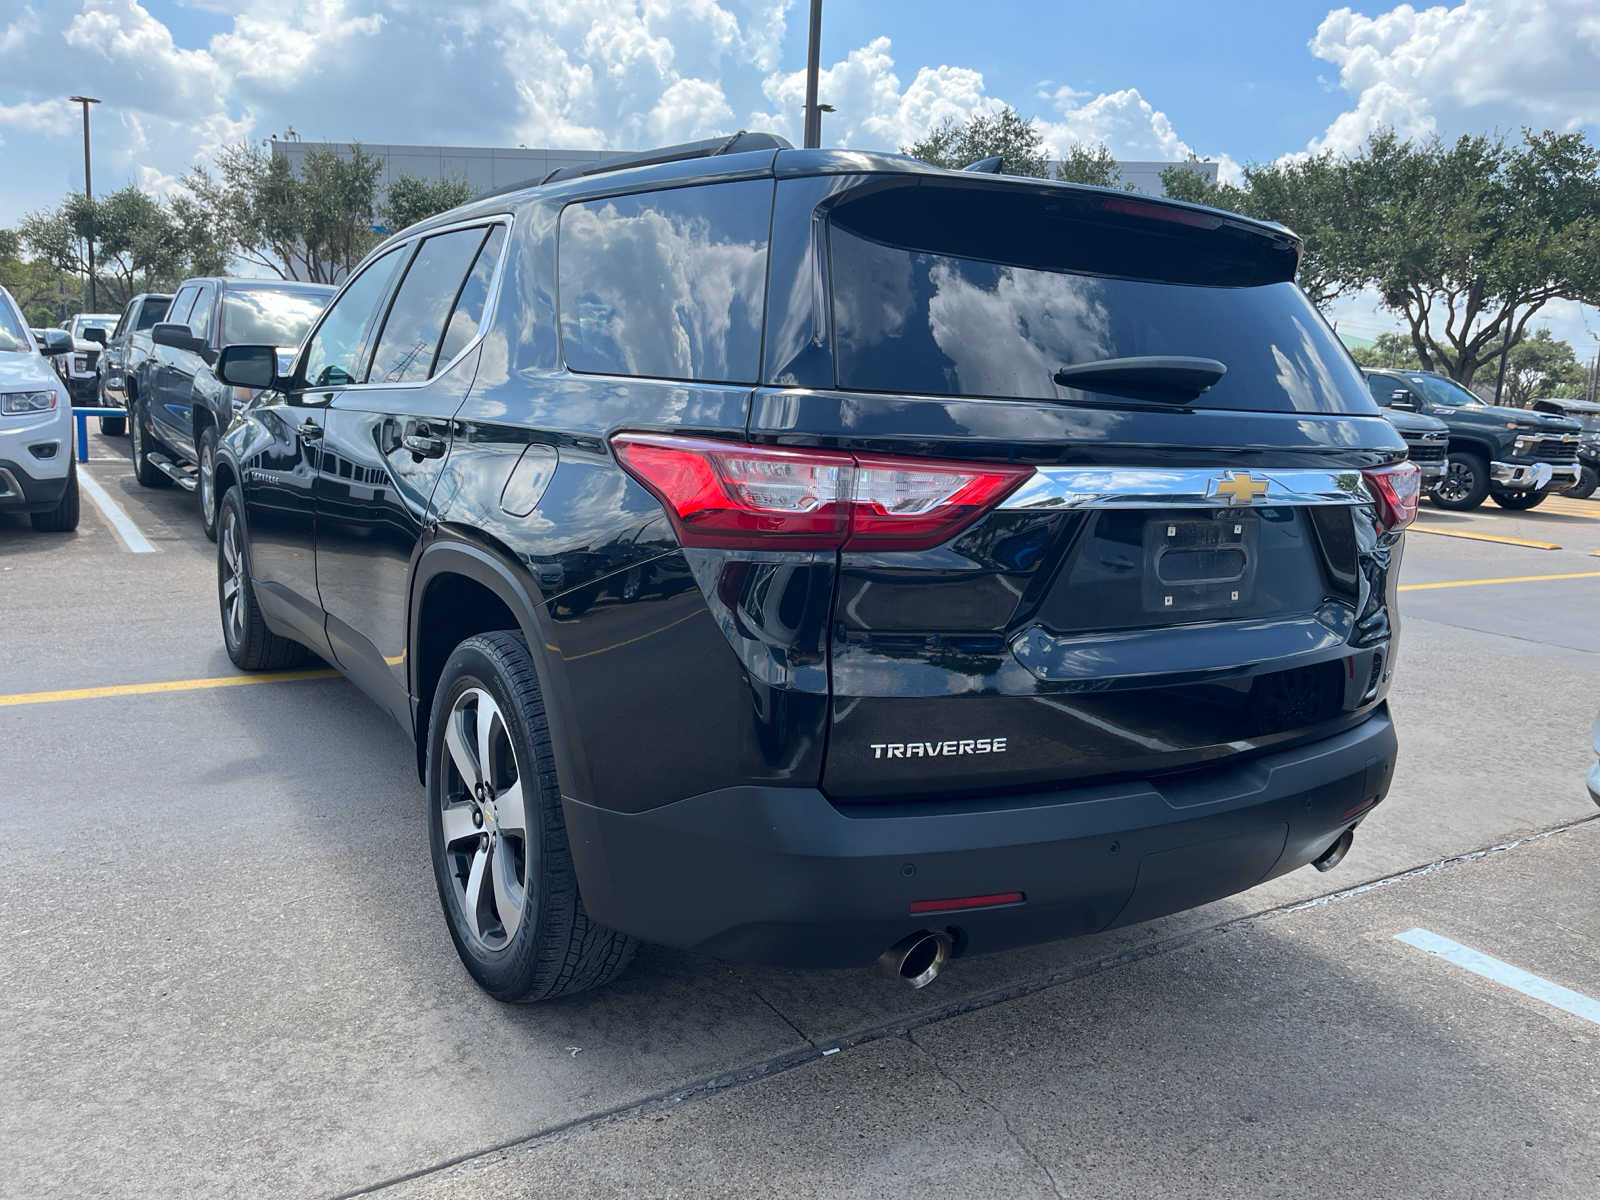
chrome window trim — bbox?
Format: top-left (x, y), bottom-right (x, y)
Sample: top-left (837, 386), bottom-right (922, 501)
top-left (1000, 466), bottom-right (1375, 510)
top-left (295, 213), bottom-right (514, 396)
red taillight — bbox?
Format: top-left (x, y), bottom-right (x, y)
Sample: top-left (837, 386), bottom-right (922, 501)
top-left (1363, 461), bottom-right (1422, 531)
top-left (611, 433), bottom-right (1033, 551)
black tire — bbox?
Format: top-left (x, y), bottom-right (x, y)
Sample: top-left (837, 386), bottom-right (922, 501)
top-left (1431, 450), bottom-right (1489, 510)
top-left (198, 425), bottom-right (220, 542)
top-left (128, 391), bottom-right (166, 488)
top-left (427, 631), bottom-right (636, 1002)
top-left (1489, 486), bottom-right (1548, 511)
top-left (30, 460), bottom-right (80, 532)
top-left (99, 415), bottom-right (126, 436)
top-left (217, 488), bottom-right (307, 670)
top-left (1564, 465), bottom-right (1598, 500)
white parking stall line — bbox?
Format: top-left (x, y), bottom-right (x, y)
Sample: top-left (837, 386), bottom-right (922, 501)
top-left (1395, 928), bottom-right (1600, 1027)
top-left (78, 468), bottom-right (156, 554)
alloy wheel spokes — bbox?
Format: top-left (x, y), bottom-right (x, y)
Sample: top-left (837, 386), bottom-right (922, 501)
top-left (443, 685), bottom-right (528, 950)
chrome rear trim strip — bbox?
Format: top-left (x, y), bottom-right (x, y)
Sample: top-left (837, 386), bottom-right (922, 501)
top-left (1000, 466), bottom-right (1373, 510)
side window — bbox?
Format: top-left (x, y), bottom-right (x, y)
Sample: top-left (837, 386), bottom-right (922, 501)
top-left (168, 286), bottom-right (199, 328)
top-left (435, 225), bottom-right (507, 369)
top-left (186, 284), bottom-right (215, 342)
top-left (367, 227), bottom-right (489, 384)
top-left (300, 249), bottom-right (404, 388)
top-left (1366, 375), bottom-right (1396, 406)
top-left (112, 301), bottom-right (133, 339)
top-left (558, 179), bottom-right (770, 383)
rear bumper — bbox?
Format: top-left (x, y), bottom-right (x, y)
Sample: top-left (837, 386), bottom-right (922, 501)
top-left (564, 708), bottom-right (1397, 968)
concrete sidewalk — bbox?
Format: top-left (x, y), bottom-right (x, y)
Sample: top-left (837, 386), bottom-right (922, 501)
top-left (376, 819), bottom-right (1600, 1199)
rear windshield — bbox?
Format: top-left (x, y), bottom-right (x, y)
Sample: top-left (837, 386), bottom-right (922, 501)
top-left (223, 288), bottom-right (330, 347)
top-left (827, 186), bottom-right (1374, 414)
top-left (134, 299), bottom-right (170, 331)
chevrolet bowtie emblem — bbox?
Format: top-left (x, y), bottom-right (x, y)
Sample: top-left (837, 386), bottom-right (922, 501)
top-left (1210, 471), bottom-right (1269, 505)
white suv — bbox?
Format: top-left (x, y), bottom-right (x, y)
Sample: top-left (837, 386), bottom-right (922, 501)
top-left (0, 286), bottom-right (78, 531)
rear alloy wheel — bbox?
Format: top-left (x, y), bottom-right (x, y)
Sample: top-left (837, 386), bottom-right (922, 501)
top-left (1490, 485), bottom-right (1548, 511)
top-left (1564, 464), bottom-right (1598, 500)
top-left (1430, 451), bottom-right (1489, 511)
top-left (428, 632), bottom-right (635, 1002)
top-left (198, 426), bottom-right (220, 542)
top-left (218, 489), bottom-right (306, 670)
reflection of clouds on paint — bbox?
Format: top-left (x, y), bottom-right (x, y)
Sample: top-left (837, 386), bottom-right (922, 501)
top-left (1270, 313), bottom-right (1355, 415)
top-left (925, 260), bottom-right (1113, 399)
top-left (559, 180), bottom-right (769, 383)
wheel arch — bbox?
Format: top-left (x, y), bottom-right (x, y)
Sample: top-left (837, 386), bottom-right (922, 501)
top-left (1444, 435), bottom-right (1494, 461)
top-left (409, 534), bottom-right (588, 796)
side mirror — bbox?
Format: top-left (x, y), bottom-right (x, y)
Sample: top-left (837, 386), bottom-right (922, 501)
top-left (84, 327), bottom-right (107, 345)
top-left (152, 322), bottom-right (207, 354)
top-left (40, 329), bottom-right (72, 357)
top-left (215, 344), bottom-right (280, 391)
top-left (1388, 389), bottom-right (1419, 412)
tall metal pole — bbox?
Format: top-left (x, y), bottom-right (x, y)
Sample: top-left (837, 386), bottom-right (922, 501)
top-left (802, 0), bottom-right (823, 148)
top-left (69, 96), bottom-right (100, 311)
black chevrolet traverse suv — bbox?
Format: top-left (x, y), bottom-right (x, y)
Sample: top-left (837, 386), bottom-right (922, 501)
top-left (210, 134), bottom-right (1418, 1001)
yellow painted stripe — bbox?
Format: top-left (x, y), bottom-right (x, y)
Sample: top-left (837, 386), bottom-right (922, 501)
top-left (1400, 571), bottom-right (1600, 592)
top-left (0, 668), bottom-right (338, 709)
top-left (1409, 525), bottom-right (1561, 550)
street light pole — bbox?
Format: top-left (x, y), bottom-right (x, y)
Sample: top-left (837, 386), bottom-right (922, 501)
top-left (69, 95), bottom-right (100, 311)
top-left (802, 0), bottom-right (823, 149)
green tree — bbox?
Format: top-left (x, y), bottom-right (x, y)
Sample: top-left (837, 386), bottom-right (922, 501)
top-left (1494, 327), bottom-right (1586, 406)
top-left (1352, 129), bottom-right (1600, 386)
top-left (383, 174), bottom-right (473, 233)
top-left (1346, 332), bottom-right (1423, 371)
top-left (903, 106), bottom-right (1048, 177)
top-left (16, 185), bottom-right (211, 309)
top-left (1053, 142), bottom-right (1123, 188)
top-left (183, 141), bottom-right (384, 282)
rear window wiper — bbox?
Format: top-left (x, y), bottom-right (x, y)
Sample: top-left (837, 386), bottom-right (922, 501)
top-left (1052, 355), bottom-right (1227, 403)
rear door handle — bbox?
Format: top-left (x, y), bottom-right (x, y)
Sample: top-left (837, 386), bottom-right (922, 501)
top-left (402, 433), bottom-right (447, 459)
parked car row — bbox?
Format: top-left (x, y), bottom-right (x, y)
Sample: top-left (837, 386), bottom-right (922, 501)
top-left (1366, 368), bottom-right (1587, 510)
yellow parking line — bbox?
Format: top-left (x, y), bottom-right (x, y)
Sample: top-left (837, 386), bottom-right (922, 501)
top-left (0, 668), bottom-right (339, 709)
top-left (1399, 571), bottom-right (1600, 592)
top-left (1409, 525), bottom-right (1561, 550)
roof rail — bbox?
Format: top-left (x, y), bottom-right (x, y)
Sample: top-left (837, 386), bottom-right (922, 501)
top-left (470, 131), bottom-right (793, 203)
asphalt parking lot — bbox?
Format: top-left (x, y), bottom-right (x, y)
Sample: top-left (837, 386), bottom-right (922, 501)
top-left (3, 426), bottom-right (1598, 1198)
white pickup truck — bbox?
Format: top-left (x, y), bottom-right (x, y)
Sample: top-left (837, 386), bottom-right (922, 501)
top-left (0, 286), bottom-right (78, 531)
top-left (55, 311), bottom-right (119, 405)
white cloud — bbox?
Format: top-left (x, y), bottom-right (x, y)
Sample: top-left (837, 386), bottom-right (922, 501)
top-left (1308, 0), bottom-right (1600, 154)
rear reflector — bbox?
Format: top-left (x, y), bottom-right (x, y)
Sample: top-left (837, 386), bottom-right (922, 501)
top-left (612, 433), bottom-right (1033, 551)
top-left (1362, 461), bottom-right (1422, 531)
top-left (909, 892), bottom-right (1025, 915)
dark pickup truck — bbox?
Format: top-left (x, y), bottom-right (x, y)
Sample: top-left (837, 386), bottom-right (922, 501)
top-left (1377, 405), bottom-right (1449, 488)
top-left (93, 292), bottom-right (172, 436)
top-left (128, 276), bottom-right (332, 538)
top-left (1365, 368), bottom-right (1584, 510)
top-left (1531, 397), bottom-right (1600, 499)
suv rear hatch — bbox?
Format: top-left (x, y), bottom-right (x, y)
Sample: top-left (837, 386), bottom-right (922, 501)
top-left (751, 169), bottom-right (1409, 802)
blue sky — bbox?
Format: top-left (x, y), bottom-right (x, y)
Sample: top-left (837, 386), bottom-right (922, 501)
top-left (3, 1), bottom-right (1600, 347)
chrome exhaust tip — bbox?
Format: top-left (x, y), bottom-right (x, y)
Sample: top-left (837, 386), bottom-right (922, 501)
top-left (1313, 828), bottom-right (1355, 873)
top-left (879, 931), bottom-right (951, 988)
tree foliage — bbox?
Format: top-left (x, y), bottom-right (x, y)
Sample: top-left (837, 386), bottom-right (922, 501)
top-left (1494, 327), bottom-right (1587, 406)
top-left (1052, 142), bottom-right (1124, 188)
top-left (1346, 332), bottom-right (1424, 371)
top-left (903, 106), bottom-right (1048, 177)
top-left (13, 185), bottom-right (222, 311)
top-left (383, 174), bottom-right (474, 233)
top-left (183, 142), bottom-right (384, 283)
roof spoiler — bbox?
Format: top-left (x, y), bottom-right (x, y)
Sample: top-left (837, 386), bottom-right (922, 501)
top-left (471, 131), bottom-right (793, 202)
